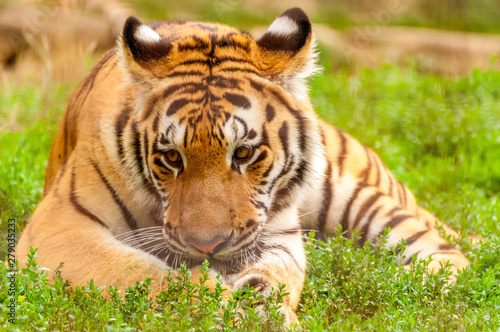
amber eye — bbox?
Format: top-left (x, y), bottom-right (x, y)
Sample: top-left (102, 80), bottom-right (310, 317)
top-left (234, 146), bottom-right (253, 161)
top-left (165, 149), bottom-right (181, 164)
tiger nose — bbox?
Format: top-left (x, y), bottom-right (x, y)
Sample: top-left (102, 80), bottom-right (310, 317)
top-left (187, 231), bottom-right (233, 254)
top-left (189, 239), bottom-right (226, 254)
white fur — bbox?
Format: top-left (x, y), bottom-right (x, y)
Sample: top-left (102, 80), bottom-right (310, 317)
top-left (266, 16), bottom-right (299, 37)
top-left (135, 25), bottom-right (161, 43)
top-left (283, 35), bottom-right (321, 104)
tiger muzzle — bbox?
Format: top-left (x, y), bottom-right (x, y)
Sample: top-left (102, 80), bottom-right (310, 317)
top-left (186, 229), bottom-right (235, 254)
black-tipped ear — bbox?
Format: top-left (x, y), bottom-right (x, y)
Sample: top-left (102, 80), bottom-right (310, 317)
top-left (122, 16), bottom-right (172, 63)
top-left (257, 8), bottom-right (312, 52)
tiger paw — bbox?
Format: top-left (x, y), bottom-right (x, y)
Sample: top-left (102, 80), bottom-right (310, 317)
top-left (232, 274), bottom-right (299, 326)
top-left (233, 274), bottom-right (274, 300)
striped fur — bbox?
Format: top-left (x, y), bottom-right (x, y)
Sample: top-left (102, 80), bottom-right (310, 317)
top-left (17, 8), bottom-right (469, 324)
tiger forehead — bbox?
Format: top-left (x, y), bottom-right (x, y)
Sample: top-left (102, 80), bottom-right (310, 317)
top-left (152, 21), bottom-right (254, 58)
top-left (167, 85), bottom-right (255, 134)
top-left (148, 74), bottom-right (258, 128)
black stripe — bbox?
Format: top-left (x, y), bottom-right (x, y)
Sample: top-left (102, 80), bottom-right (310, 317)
top-left (405, 230), bottom-right (428, 246)
top-left (340, 183), bottom-right (369, 234)
top-left (250, 150), bottom-right (268, 166)
top-left (438, 243), bottom-right (456, 251)
top-left (177, 35), bottom-right (210, 51)
top-left (262, 163), bottom-right (274, 178)
top-left (352, 191), bottom-right (384, 231)
top-left (288, 109), bottom-right (306, 152)
top-left (183, 130), bottom-right (189, 149)
top-left (115, 104), bottom-right (131, 164)
top-left (164, 83), bottom-right (189, 98)
top-left (233, 115), bottom-right (248, 137)
top-left (384, 214), bottom-right (414, 234)
top-left (142, 82), bottom-right (192, 122)
top-left (317, 162), bottom-right (333, 232)
top-left (90, 159), bottom-right (138, 230)
top-left (359, 205), bottom-right (382, 245)
top-left (265, 104), bottom-right (275, 122)
top-left (260, 125), bottom-right (270, 147)
top-left (177, 59), bottom-right (210, 67)
top-left (336, 129), bottom-right (348, 177)
top-left (272, 188), bottom-right (290, 212)
top-left (153, 158), bottom-right (170, 174)
top-left (165, 70), bottom-right (205, 78)
top-left (143, 131), bottom-right (152, 181)
top-left (386, 206), bottom-right (403, 217)
top-left (69, 169), bottom-right (107, 228)
top-left (430, 250), bottom-right (462, 257)
top-left (250, 200), bottom-right (268, 212)
top-left (220, 67), bottom-right (260, 75)
top-left (152, 114), bottom-right (161, 133)
top-left (247, 129), bottom-right (257, 139)
top-left (396, 180), bottom-right (404, 205)
top-left (216, 36), bottom-right (251, 53)
top-left (362, 146), bottom-right (372, 181)
top-left (216, 57), bottom-right (253, 65)
top-left (289, 158), bottom-right (308, 187)
top-left (267, 158), bottom-right (296, 212)
top-left (250, 79), bottom-right (263, 92)
top-left (131, 122), bottom-right (145, 178)
top-left (341, 148), bottom-right (372, 231)
top-left (167, 99), bottom-right (190, 116)
top-left (388, 173), bottom-right (395, 197)
top-left (233, 231), bottom-right (253, 247)
top-left (278, 122), bottom-right (289, 157)
top-left (320, 127), bottom-right (326, 146)
top-left (224, 92), bottom-right (251, 109)
top-left (268, 157), bottom-right (295, 193)
top-left (399, 181), bottom-right (408, 207)
top-left (373, 156), bottom-right (382, 187)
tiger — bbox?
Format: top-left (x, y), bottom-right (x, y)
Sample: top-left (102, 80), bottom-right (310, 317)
top-left (16, 7), bottom-right (470, 324)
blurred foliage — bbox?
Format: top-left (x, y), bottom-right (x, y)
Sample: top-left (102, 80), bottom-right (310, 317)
top-left (125, 0), bottom-right (500, 33)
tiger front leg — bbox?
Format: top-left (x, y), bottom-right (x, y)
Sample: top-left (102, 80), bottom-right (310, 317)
top-left (227, 232), bottom-right (306, 326)
top-left (16, 197), bottom-right (233, 300)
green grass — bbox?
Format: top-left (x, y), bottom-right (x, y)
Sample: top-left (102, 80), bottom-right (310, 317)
top-left (1, 64), bottom-right (500, 330)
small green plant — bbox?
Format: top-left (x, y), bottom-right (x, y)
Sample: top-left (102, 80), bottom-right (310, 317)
top-left (1, 248), bottom-right (290, 330)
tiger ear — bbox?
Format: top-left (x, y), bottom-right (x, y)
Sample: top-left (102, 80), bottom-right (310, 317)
top-left (119, 16), bottom-right (173, 86)
top-left (256, 8), bottom-right (319, 101)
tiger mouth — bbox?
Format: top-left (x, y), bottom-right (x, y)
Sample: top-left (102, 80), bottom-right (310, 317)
top-left (148, 229), bottom-right (263, 274)
top-left (119, 226), bottom-right (262, 274)
top-left (152, 243), bottom-right (260, 275)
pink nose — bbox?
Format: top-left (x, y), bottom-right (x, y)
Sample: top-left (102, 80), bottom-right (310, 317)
top-left (189, 239), bottom-right (226, 254)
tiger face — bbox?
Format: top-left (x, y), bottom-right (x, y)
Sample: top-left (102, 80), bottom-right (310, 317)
top-left (118, 10), bottom-right (323, 271)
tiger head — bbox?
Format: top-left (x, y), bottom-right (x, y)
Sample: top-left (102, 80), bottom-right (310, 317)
top-left (118, 8), bottom-right (323, 271)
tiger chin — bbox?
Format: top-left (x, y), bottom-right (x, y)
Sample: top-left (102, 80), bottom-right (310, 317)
top-left (17, 7), bottom-right (470, 325)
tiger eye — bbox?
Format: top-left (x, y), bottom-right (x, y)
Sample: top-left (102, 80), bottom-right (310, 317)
top-left (234, 146), bottom-right (252, 160)
top-left (165, 149), bottom-right (181, 164)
